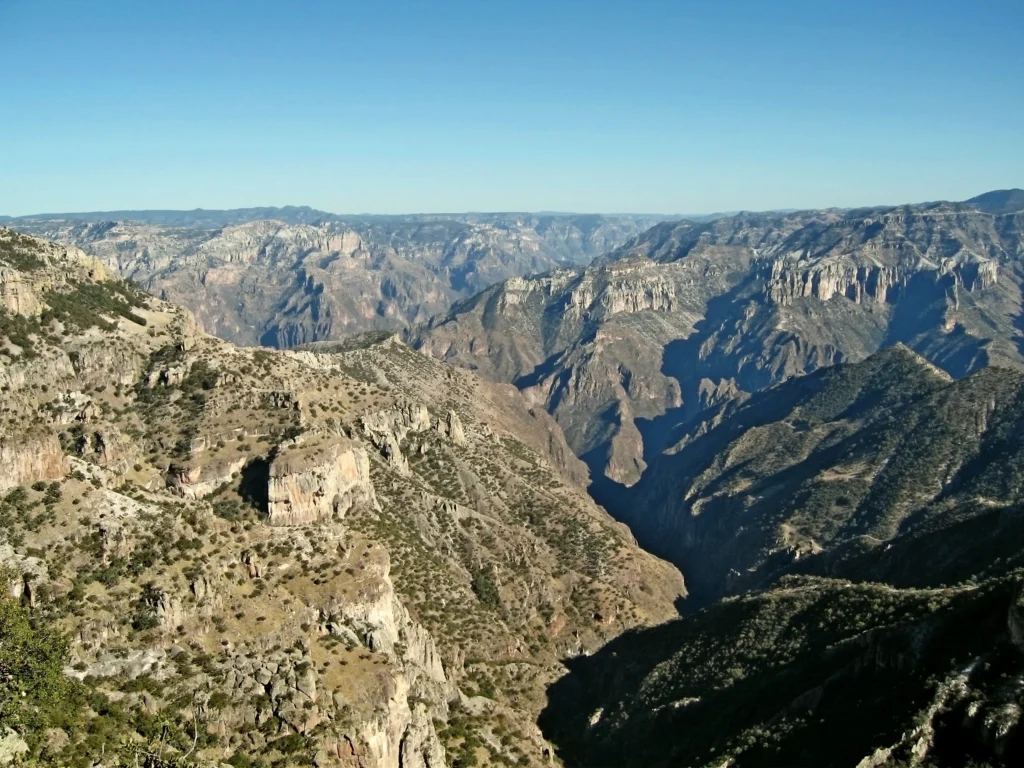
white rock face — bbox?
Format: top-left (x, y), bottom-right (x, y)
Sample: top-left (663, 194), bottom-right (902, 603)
top-left (267, 438), bottom-right (376, 525)
top-left (315, 545), bottom-right (450, 768)
top-left (0, 433), bottom-right (67, 492)
top-left (445, 410), bottom-right (467, 446)
top-left (357, 691), bottom-right (446, 768)
top-left (166, 455), bottom-right (249, 498)
top-left (0, 729), bottom-right (29, 766)
top-left (320, 548), bottom-right (448, 689)
top-left (0, 543), bottom-right (47, 606)
top-left (766, 247), bottom-right (1000, 308)
top-left (360, 402), bottom-right (436, 475)
top-left (0, 266), bottom-right (40, 315)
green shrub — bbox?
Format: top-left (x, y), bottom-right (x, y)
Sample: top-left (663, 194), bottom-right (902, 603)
top-left (0, 572), bottom-right (82, 744)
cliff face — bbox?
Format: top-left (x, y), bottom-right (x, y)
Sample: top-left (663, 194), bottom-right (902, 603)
top-left (0, 265), bottom-right (40, 315)
top-left (0, 230), bottom-right (108, 317)
top-left (614, 347), bottom-right (1024, 602)
top-left (415, 203), bottom-right (1024, 487)
top-left (267, 439), bottom-right (376, 525)
top-left (166, 455), bottom-right (249, 499)
top-left (766, 255), bottom-right (1000, 306)
top-left (0, 433), bottom-right (67, 492)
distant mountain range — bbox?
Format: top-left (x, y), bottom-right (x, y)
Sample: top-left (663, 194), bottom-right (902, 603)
top-left (2, 207), bottom-right (675, 228)
top-left (9, 213), bottom-right (666, 346)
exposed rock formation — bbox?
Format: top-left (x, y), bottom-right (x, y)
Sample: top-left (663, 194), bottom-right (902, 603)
top-left (267, 438), bottom-right (376, 525)
top-left (0, 266), bottom-right (40, 315)
top-left (166, 455), bottom-right (249, 498)
top-left (0, 433), bottom-right (67, 492)
top-left (416, 202), bottom-right (1024, 487)
top-left (0, 543), bottom-right (47, 605)
top-left (319, 545), bottom-right (448, 689)
top-left (619, 347), bottom-right (1024, 604)
top-left (441, 410), bottom-right (467, 446)
top-left (0, 229), bottom-right (685, 768)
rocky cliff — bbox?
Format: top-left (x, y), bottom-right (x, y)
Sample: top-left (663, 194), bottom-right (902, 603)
top-left (536, 330), bottom-right (1024, 768)
top-left (0, 432), bottom-right (67, 492)
top-left (613, 346), bottom-right (1024, 603)
top-left (267, 438), bottom-right (377, 525)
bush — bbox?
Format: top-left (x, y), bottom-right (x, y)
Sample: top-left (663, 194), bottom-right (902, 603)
top-left (41, 279), bottom-right (148, 332)
top-left (0, 572), bottom-right (82, 743)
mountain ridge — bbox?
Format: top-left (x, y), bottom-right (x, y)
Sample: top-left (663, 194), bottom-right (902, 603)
top-left (10, 214), bottom-right (666, 347)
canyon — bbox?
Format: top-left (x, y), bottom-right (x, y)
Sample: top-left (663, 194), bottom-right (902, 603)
top-left (5, 190), bottom-right (1024, 768)
top-left (0, 228), bottom-right (683, 768)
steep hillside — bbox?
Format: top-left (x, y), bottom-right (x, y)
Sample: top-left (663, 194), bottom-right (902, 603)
top-left (415, 199), bottom-right (1024, 487)
top-left (536, 347), bottom-right (1024, 767)
top-left (617, 346), bottom-right (1024, 602)
top-left (0, 228), bottom-right (684, 768)
top-left (11, 213), bottom-right (663, 348)
top-left (541, 567), bottom-right (1024, 768)
top-left (966, 189), bottom-right (1024, 215)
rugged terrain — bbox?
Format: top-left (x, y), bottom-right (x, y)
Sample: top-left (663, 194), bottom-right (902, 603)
top-left (619, 345), bottom-right (1024, 603)
top-left (538, 346), bottom-right (1024, 768)
top-left (0, 228), bottom-right (684, 768)
top-left (9, 190), bottom-right (1024, 768)
top-left (10, 212), bottom-right (663, 348)
top-left (541, 567), bottom-right (1024, 768)
top-left (415, 191), bottom-right (1024, 487)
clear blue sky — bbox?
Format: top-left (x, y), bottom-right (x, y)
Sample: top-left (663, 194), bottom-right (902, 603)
top-left (1, 0), bottom-right (1021, 215)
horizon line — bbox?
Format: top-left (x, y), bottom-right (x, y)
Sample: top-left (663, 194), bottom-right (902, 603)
top-left (1, 187), bottom-right (1020, 222)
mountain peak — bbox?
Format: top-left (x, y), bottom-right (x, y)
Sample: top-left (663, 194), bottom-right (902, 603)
top-left (964, 188), bottom-right (1024, 215)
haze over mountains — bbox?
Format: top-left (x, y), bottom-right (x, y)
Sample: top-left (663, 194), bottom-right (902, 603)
top-left (5, 0), bottom-right (1024, 763)
top-left (11, 212), bottom-right (665, 346)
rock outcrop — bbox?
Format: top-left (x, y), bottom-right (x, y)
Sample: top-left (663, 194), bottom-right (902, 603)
top-left (166, 455), bottom-right (249, 498)
top-left (0, 433), bottom-right (67, 492)
top-left (0, 229), bottom-right (687, 768)
top-left (267, 438), bottom-right (377, 525)
top-left (416, 202), bottom-right (1024, 487)
top-left (359, 402), bottom-right (458, 474)
top-left (0, 266), bottom-right (40, 315)
top-left (320, 545), bottom-right (449, 690)
top-left (441, 410), bottom-right (467, 446)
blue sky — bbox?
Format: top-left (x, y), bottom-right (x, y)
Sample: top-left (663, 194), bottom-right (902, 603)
top-left (1, 0), bottom-right (1021, 215)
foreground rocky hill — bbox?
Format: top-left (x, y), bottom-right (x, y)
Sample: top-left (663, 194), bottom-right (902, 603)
top-left (10, 212), bottom-right (663, 348)
top-left (538, 346), bottom-right (1024, 767)
top-left (541, 565), bottom-right (1024, 767)
top-left (0, 228), bottom-right (684, 768)
top-left (415, 192), bottom-right (1024, 487)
